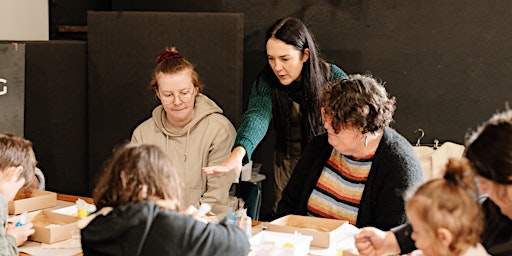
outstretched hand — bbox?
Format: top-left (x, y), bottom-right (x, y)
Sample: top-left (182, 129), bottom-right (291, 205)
top-left (202, 165), bottom-right (233, 175)
top-left (202, 146), bottom-right (246, 176)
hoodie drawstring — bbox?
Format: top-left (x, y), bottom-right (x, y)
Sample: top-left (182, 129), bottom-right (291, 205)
top-left (184, 128), bottom-right (190, 162)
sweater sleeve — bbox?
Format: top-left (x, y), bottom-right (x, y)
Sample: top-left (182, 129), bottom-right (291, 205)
top-left (235, 64), bottom-right (346, 161)
top-left (0, 197), bottom-right (18, 256)
top-left (391, 223), bottom-right (416, 254)
top-left (328, 63), bottom-right (348, 81)
top-left (233, 75), bottom-right (273, 161)
top-left (357, 128), bottom-right (423, 230)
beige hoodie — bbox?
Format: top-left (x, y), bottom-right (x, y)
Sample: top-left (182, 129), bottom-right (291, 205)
top-left (131, 94), bottom-right (236, 216)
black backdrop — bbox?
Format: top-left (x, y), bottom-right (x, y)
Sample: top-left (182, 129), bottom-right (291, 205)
top-left (25, 41), bottom-right (88, 196)
top-left (27, 0), bottom-right (512, 220)
top-left (87, 11), bottom-right (243, 192)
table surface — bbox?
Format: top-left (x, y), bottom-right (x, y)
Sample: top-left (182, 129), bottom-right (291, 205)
top-left (20, 194), bottom-right (360, 256)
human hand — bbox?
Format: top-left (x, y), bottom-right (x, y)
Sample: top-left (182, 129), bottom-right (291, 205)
top-left (184, 205), bottom-right (210, 224)
top-left (6, 221), bottom-right (35, 246)
top-left (202, 146), bottom-right (245, 176)
top-left (355, 227), bottom-right (400, 256)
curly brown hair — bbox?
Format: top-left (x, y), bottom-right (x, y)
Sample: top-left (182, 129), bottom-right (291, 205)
top-left (93, 143), bottom-right (182, 211)
top-left (321, 74), bottom-right (396, 134)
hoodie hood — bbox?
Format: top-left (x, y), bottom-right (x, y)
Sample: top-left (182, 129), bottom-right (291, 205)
top-left (130, 93), bottom-right (236, 216)
top-left (150, 93), bottom-right (224, 162)
top-left (81, 201), bottom-right (159, 255)
top-left (81, 201), bottom-right (158, 242)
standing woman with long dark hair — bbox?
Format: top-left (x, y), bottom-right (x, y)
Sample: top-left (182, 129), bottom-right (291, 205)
top-left (203, 17), bottom-right (348, 211)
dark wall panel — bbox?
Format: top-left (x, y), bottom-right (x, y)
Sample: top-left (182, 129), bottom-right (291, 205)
top-left (349, 1), bottom-right (512, 145)
top-left (111, 0), bottom-right (223, 12)
top-left (24, 41), bottom-right (89, 196)
top-left (39, 0), bottom-right (512, 219)
top-left (87, 11), bottom-right (243, 192)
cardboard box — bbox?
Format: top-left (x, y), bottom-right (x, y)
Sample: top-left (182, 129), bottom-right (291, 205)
top-left (29, 210), bottom-right (80, 244)
top-left (268, 215), bottom-right (348, 248)
top-left (8, 189), bottom-right (57, 215)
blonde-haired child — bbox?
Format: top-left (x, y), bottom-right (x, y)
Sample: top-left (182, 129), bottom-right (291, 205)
top-left (0, 133), bottom-right (36, 254)
top-left (406, 158), bottom-right (489, 256)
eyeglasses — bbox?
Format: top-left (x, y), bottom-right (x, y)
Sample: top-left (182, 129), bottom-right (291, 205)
top-left (159, 87), bottom-right (195, 103)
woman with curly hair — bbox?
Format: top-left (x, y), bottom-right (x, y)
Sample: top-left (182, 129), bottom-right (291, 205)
top-left (275, 74), bottom-right (423, 230)
top-left (81, 143), bottom-right (249, 256)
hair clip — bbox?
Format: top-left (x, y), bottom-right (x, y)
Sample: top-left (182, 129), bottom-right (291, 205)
top-left (156, 49), bottom-right (182, 63)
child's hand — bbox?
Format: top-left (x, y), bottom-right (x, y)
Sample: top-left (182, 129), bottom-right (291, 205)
top-left (6, 221), bottom-right (35, 246)
top-left (355, 227), bottom-right (400, 256)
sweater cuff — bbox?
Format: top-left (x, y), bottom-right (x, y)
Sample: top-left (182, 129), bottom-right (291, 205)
top-left (234, 138), bottom-right (255, 162)
top-left (391, 223), bottom-right (415, 254)
top-left (6, 234), bottom-right (19, 254)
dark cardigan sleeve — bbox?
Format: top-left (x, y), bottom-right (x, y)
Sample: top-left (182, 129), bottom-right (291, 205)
top-left (274, 134), bottom-right (332, 219)
top-left (391, 223), bottom-right (416, 254)
top-left (356, 127), bottom-right (423, 230)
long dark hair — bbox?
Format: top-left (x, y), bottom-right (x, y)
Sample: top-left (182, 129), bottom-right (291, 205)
top-left (260, 17), bottom-right (330, 156)
top-left (465, 108), bottom-right (512, 183)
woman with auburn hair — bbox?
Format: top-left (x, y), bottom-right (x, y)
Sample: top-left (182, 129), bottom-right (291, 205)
top-left (132, 47), bottom-right (236, 217)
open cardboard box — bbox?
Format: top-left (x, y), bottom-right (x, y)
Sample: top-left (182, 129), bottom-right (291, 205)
top-left (8, 189), bottom-right (57, 215)
top-left (268, 215), bottom-right (348, 248)
top-left (29, 210), bottom-right (80, 244)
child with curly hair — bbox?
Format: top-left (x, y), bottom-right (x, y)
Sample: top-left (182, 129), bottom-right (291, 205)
top-left (406, 158), bottom-right (489, 256)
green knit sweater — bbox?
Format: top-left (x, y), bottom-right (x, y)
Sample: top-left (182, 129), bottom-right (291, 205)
top-left (234, 63), bottom-right (347, 160)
